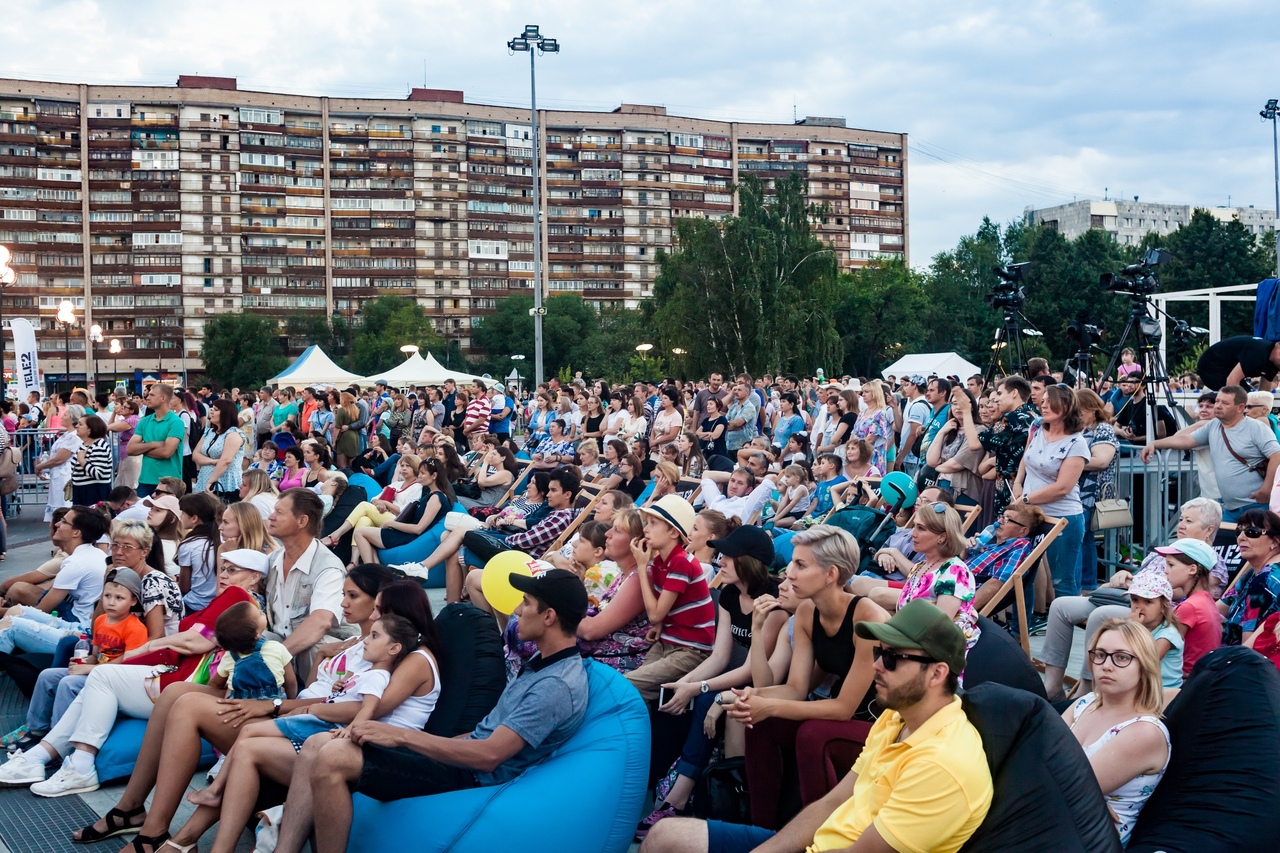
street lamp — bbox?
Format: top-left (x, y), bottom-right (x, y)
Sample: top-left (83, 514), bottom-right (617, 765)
top-left (508, 24), bottom-right (560, 388)
top-left (1262, 99), bottom-right (1280, 278)
top-left (89, 323), bottom-right (103, 393)
top-left (0, 244), bottom-right (15, 401)
top-left (56, 299), bottom-right (76, 395)
top-left (400, 344), bottom-right (419, 360)
top-left (109, 338), bottom-right (122, 390)
top-left (635, 343), bottom-right (653, 364)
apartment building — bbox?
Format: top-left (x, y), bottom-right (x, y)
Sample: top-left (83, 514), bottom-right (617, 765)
top-left (1025, 198), bottom-right (1276, 246)
top-left (0, 76), bottom-right (908, 385)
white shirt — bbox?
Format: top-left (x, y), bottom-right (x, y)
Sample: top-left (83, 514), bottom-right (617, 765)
top-left (53, 543), bottom-right (109, 625)
top-left (114, 502), bottom-right (151, 523)
top-left (267, 537), bottom-right (345, 637)
top-left (699, 476), bottom-right (775, 523)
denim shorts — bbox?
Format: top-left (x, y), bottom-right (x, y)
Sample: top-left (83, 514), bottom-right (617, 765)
top-left (274, 714), bottom-right (338, 752)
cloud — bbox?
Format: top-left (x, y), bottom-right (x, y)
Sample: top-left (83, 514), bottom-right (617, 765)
top-left (3, 0), bottom-right (1279, 262)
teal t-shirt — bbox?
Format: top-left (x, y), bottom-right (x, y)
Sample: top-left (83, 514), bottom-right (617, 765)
top-left (273, 401), bottom-right (298, 429)
top-left (1152, 621), bottom-right (1184, 688)
top-left (136, 410), bottom-right (187, 485)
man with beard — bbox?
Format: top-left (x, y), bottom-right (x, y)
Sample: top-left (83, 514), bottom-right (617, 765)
top-left (640, 600), bottom-right (992, 853)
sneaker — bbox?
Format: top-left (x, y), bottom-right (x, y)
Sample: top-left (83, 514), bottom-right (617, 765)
top-left (1027, 614), bottom-right (1048, 637)
top-left (0, 752), bottom-right (47, 786)
top-left (31, 761), bottom-right (98, 798)
top-left (635, 801), bottom-right (685, 841)
top-left (207, 753), bottom-right (226, 783)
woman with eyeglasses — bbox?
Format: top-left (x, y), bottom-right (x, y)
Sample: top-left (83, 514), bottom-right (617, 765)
top-left (110, 520), bottom-right (183, 638)
top-left (1063, 618), bottom-right (1170, 846)
top-left (1219, 508), bottom-right (1280, 645)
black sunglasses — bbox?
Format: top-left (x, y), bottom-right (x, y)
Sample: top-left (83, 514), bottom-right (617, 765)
top-left (873, 646), bottom-right (937, 671)
top-left (1240, 526), bottom-right (1269, 539)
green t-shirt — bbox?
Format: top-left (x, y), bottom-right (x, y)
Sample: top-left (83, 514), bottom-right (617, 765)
top-left (273, 401), bottom-right (298, 429)
top-left (135, 410), bottom-right (187, 485)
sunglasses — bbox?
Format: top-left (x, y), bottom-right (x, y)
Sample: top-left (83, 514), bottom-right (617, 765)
top-left (1240, 526), bottom-right (1269, 539)
top-left (873, 646), bottom-right (937, 671)
top-left (1088, 649), bottom-right (1136, 668)
top-left (152, 489), bottom-right (172, 497)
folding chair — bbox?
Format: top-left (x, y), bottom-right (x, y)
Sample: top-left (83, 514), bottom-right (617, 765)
top-left (978, 516), bottom-right (1067, 657)
top-left (959, 503), bottom-right (983, 534)
top-left (493, 460), bottom-right (535, 508)
top-left (675, 476), bottom-right (702, 504)
top-left (548, 483), bottom-right (604, 551)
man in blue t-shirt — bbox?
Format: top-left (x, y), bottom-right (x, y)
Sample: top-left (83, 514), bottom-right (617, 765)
top-left (308, 570), bottom-right (590, 853)
top-left (488, 384), bottom-right (514, 444)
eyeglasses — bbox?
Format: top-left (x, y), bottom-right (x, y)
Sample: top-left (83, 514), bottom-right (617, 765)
top-left (109, 542), bottom-right (142, 551)
top-left (1000, 513), bottom-right (1029, 528)
top-left (217, 564), bottom-right (249, 575)
top-left (873, 647), bottom-right (936, 671)
top-left (152, 489), bottom-right (172, 497)
top-left (1240, 526), bottom-right (1269, 539)
top-left (1088, 649), bottom-right (1136, 668)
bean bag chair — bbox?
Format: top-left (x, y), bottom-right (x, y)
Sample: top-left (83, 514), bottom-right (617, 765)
top-left (347, 659), bottom-right (650, 853)
top-left (424, 603), bottom-right (506, 738)
top-left (0, 651), bottom-right (55, 697)
top-left (322, 484), bottom-right (368, 567)
top-left (1126, 647), bottom-right (1280, 853)
top-left (346, 473), bottom-right (383, 502)
top-left (379, 511), bottom-right (471, 588)
top-left (963, 616), bottom-right (1046, 699)
top-left (959, 683), bottom-right (1121, 853)
top-left (706, 454), bottom-right (735, 473)
top-left (96, 718), bottom-right (217, 785)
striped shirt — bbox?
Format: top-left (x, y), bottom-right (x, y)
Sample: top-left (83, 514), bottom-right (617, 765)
top-left (649, 546), bottom-right (715, 651)
top-left (71, 437), bottom-right (114, 485)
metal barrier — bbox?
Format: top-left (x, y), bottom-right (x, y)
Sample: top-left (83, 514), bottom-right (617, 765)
top-left (4, 428), bottom-right (121, 518)
top-left (1098, 442), bottom-right (1201, 576)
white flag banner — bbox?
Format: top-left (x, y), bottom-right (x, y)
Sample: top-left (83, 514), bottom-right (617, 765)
top-left (10, 318), bottom-right (40, 400)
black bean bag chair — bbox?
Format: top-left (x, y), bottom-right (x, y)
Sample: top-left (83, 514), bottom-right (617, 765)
top-left (1126, 647), bottom-right (1280, 853)
top-left (423, 602), bottom-right (506, 737)
top-left (963, 616), bottom-right (1047, 699)
top-left (321, 483), bottom-right (367, 566)
top-left (706, 454), bottom-right (736, 473)
top-left (959, 683), bottom-right (1122, 853)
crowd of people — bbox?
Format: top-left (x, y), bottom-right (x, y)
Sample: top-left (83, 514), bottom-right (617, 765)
top-left (0, 345), bottom-right (1273, 853)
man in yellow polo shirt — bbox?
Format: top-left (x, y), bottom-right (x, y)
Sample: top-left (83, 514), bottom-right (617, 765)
top-left (641, 599), bottom-right (993, 853)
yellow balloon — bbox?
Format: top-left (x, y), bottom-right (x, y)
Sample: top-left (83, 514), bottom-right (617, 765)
top-left (481, 551), bottom-right (538, 615)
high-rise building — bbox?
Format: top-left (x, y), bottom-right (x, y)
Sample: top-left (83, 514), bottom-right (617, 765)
top-left (1025, 199), bottom-right (1275, 245)
top-left (0, 76), bottom-right (908, 386)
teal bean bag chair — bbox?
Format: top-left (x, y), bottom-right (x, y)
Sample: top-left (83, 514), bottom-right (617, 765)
top-left (378, 510), bottom-right (470, 588)
top-left (96, 717), bottom-right (216, 784)
top-left (347, 473), bottom-right (384, 501)
top-left (347, 659), bottom-right (650, 853)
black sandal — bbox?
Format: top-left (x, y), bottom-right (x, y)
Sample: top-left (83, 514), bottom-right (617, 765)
top-left (72, 805), bottom-right (146, 843)
top-left (124, 831), bottom-right (171, 853)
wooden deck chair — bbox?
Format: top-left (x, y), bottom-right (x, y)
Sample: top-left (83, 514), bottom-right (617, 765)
top-left (959, 503), bottom-right (983, 534)
top-left (548, 483), bottom-right (604, 551)
top-left (493, 460), bottom-right (535, 509)
top-left (978, 515), bottom-right (1068, 657)
top-left (675, 476), bottom-right (702, 505)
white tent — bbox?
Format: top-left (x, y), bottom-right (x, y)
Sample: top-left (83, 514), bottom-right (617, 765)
top-left (361, 351), bottom-right (495, 388)
top-left (269, 345), bottom-right (366, 387)
top-left (880, 352), bottom-right (982, 382)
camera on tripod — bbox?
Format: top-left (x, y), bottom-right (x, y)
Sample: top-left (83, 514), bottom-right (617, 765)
top-left (1066, 313), bottom-right (1103, 347)
top-left (987, 262), bottom-right (1031, 310)
top-left (1100, 248), bottom-right (1172, 296)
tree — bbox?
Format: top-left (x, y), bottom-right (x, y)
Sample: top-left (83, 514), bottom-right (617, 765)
top-left (650, 174), bottom-right (842, 377)
top-left (200, 314), bottom-right (287, 390)
top-left (834, 259), bottom-right (929, 377)
top-left (470, 293), bottom-right (600, 377)
top-left (350, 296), bottom-right (444, 376)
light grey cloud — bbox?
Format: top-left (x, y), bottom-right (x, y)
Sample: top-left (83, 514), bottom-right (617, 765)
top-left (5, 0), bottom-right (1279, 262)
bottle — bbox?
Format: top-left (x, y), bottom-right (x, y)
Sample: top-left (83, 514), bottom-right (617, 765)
top-left (37, 451), bottom-right (49, 481)
top-left (72, 634), bottom-right (91, 665)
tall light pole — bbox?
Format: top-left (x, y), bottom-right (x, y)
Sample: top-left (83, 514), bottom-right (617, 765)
top-left (56, 300), bottom-right (76, 396)
top-left (1263, 99), bottom-right (1280, 278)
top-left (508, 24), bottom-right (559, 387)
top-left (0, 245), bottom-right (15, 402)
top-left (109, 338), bottom-right (121, 391)
top-left (88, 323), bottom-right (103, 394)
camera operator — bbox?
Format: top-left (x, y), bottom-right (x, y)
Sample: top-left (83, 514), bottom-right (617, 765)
top-left (1111, 373), bottom-right (1178, 445)
top-left (1196, 335), bottom-right (1280, 392)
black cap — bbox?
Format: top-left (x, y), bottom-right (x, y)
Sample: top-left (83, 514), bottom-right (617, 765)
top-left (508, 568), bottom-right (589, 623)
top-left (709, 525), bottom-right (775, 566)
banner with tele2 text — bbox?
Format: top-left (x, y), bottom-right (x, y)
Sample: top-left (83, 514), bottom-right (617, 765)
top-left (10, 318), bottom-right (41, 400)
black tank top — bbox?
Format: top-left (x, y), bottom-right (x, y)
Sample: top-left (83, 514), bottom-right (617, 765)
top-left (811, 595), bottom-right (878, 722)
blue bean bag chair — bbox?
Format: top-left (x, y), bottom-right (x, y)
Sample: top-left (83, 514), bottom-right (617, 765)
top-left (96, 717), bottom-right (216, 785)
top-left (347, 473), bottom-right (383, 502)
top-left (378, 510), bottom-right (470, 588)
top-left (347, 659), bottom-right (650, 853)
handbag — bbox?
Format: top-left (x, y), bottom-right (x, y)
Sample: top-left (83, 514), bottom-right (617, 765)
top-left (694, 757), bottom-right (751, 825)
top-left (454, 479), bottom-right (482, 500)
top-left (1087, 587), bottom-right (1130, 608)
top-left (1090, 483), bottom-right (1132, 531)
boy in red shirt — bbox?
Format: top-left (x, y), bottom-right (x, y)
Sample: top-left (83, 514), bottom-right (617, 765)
top-left (626, 495), bottom-right (715, 702)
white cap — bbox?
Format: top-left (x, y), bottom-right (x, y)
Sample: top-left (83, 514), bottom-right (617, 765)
top-left (222, 548), bottom-right (270, 574)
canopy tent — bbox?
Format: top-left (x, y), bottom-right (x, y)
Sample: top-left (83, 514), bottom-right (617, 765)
top-left (881, 352), bottom-right (982, 382)
top-left (269, 345), bottom-right (366, 387)
top-left (359, 351), bottom-right (495, 389)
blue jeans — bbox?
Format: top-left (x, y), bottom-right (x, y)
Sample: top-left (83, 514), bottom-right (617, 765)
top-left (1223, 502), bottom-right (1267, 524)
top-left (1046, 512), bottom-right (1087, 598)
top-left (27, 668), bottom-right (86, 732)
top-left (372, 453), bottom-right (401, 486)
top-left (0, 610), bottom-right (87, 655)
top-left (673, 693), bottom-right (720, 781)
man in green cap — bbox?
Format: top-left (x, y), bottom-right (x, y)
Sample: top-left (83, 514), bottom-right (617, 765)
top-left (641, 599), bottom-right (993, 853)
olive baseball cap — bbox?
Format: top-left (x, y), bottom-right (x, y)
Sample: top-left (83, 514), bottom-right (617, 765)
top-left (855, 599), bottom-right (967, 675)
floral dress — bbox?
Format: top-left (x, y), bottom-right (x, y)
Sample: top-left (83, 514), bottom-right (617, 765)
top-left (852, 407), bottom-right (895, 472)
top-left (896, 556), bottom-right (981, 653)
top-left (1079, 422), bottom-right (1120, 513)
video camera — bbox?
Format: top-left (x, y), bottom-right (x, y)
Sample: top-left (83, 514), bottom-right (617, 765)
top-left (1100, 248), bottom-right (1172, 296)
top-left (987, 262), bottom-right (1031, 310)
top-left (1066, 311), bottom-right (1103, 348)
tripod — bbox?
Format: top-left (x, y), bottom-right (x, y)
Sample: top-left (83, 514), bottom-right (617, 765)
top-left (985, 308), bottom-right (1028, 385)
top-left (1100, 292), bottom-right (1184, 436)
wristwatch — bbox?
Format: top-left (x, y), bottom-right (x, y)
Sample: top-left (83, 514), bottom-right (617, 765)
top-left (271, 698), bottom-right (283, 718)
top-left (700, 680), bottom-right (709, 695)
top-left (714, 692), bottom-right (724, 705)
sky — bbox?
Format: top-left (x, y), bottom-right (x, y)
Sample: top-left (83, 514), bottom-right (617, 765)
top-left (5, 0), bottom-right (1280, 264)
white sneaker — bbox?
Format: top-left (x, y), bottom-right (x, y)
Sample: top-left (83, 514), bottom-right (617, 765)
top-left (30, 760), bottom-right (98, 797)
top-left (0, 752), bottom-right (46, 786)
top-left (206, 753), bottom-right (226, 783)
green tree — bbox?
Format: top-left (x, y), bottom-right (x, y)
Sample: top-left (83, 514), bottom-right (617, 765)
top-left (350, 296), bottom-right (444, 376)
top-left (835, 259), bottom-right (929, 376)
top-left (200, 314), bottom-right (287, 389)
top-left (651, 174), bottom-right (842, 376)
top-left (470, 293), bottom-right (600, 377)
